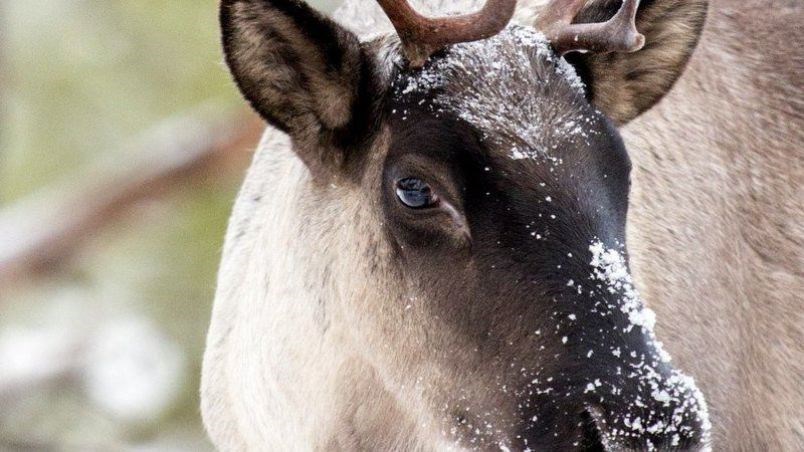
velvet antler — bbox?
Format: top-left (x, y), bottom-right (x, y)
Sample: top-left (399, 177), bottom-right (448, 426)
top-left (376, 0), bottom-right (517, 68)
top-left (537, 0), bottom-right (645, 55)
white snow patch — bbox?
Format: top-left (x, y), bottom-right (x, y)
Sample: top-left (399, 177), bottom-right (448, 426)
top-left (395, 25), bottom-right (591, 162)
top-left (588, 240), bottom-right (712, 445)
top-left (589, 241), bottom-right (657, 333)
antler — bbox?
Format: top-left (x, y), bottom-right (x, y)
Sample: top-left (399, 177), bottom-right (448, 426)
top-left (537, 0), bottom-right (645, 55)
top-left (376, 0), bottom-right (517, 68)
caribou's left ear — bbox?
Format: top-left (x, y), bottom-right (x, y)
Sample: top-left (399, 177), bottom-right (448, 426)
top-left (221, 0), bottom-right (378, 174)
top-left (565, 0), bottom-right (708, 125)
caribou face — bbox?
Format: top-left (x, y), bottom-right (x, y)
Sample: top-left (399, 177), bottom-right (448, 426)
top-left (207, 0), bottom-right (711, 450)
top-left (376, 27), bottom-right (710, 450)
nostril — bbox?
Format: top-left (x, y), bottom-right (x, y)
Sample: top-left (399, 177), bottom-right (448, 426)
top-left (579, 408), bottom-right (606, 452)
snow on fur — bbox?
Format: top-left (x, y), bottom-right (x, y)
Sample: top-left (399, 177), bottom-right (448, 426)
top-left (589, 241), bottom-right (712, 450)
top-left (394, 25), bottom-right (591, 162)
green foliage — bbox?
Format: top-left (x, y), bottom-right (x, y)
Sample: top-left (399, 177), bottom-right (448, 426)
top-left (1, 0), bottom-right (342, 448)
top-left (2, 1), bottom-right (239, 200)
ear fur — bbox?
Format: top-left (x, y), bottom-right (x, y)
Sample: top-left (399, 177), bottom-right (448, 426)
top-left (564, 0), bottom-right (708, 125)
top-left (220, 0), bottom-right (377, 172)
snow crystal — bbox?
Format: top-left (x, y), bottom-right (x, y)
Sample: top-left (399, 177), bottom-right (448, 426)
top-left (589, 241), bottom-right (657, 333)
top-left (583, 378), bottom-right (602, 393)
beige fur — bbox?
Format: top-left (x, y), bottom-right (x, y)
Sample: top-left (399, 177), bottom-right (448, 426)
top-left (624, 2), bottom-right (803, 449)
top-left (202, 1), bottom-right (803, 450)
top-left (202, 130), bottom-right (459, 450)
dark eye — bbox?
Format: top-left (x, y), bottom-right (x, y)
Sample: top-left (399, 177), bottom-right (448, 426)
top-left (396, 178), bottom-right (438, 209)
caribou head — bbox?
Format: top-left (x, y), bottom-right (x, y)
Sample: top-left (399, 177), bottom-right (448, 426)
top-left (207, 0), bottom-right (711, 450)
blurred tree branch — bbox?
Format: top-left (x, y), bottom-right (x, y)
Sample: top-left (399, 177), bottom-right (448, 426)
top-left (0, 106), bottom-right (264, 287)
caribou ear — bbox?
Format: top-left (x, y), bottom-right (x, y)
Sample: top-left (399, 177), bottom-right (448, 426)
top-left (221, 0), bottom-right (375, 173)
top-left (565, 0), bottom-right (708, 125)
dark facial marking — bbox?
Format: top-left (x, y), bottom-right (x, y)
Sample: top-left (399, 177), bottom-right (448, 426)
top-left (375, 26), bottom-right (707, 450)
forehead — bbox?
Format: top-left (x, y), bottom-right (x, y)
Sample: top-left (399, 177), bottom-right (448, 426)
top-left (391, 26), bottom-right (610, 163)
top-left (385, 27), bottom-right (631, 228)
top-left (394, 26), bottom-right (607, 159)
top-left (391, 26), bottom-right (628, 185)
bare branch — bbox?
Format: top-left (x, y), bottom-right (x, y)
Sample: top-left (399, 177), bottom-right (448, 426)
top-left (0, 106), bottom-right (264, 286)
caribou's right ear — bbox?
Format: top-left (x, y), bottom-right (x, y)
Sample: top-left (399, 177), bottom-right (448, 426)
top-left (562, 0), bottom-right (708, 126)
top-left (221, 0), bottom-right (375, 173)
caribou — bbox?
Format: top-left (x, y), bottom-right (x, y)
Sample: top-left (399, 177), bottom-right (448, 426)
top-left (202, 0), bottom-right (803, 450)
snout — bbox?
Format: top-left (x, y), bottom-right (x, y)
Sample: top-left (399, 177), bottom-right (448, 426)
top-left (580, 369), bottom-right (711, 451)
top-left (518, 306), bottom-right (711, 450)
top-left (560, 241), bottom-right (711, 450)
top-left (521, 357), bottom-right (711, 451)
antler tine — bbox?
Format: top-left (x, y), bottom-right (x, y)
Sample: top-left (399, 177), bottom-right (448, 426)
top-left (376, 0), bottom-right (517, 68)
top-left (538, 0), bottom-right (645, 56)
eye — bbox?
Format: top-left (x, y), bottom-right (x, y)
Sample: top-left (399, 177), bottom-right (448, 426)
top-left (396, 177), bottom-right (438, 209)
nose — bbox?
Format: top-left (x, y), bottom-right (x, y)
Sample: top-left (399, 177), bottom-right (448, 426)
top-left (578, 408), bottom-right (606, 451)
top-left (579, 369), bottom-right (711, 451)
top-left (518, 368), bottom-right (710, 451)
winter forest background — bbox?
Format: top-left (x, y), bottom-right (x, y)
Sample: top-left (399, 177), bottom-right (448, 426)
top-left (0, 1), bottom-right (340, 449)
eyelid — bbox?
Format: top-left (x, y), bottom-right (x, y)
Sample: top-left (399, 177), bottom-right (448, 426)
top-left (440, 198), bottom-right (471, 243)
top-left (440, 200), bottom-right (463, 225)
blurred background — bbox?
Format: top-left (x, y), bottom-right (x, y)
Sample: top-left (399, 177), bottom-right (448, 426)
top-left (0, 1), bottom-right (339, 450)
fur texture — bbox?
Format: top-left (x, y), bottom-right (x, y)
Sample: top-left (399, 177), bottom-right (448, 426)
top-left (624, 1), bottom-right (804, 449)
top-left (202, 0), bottom-right (803, 450)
